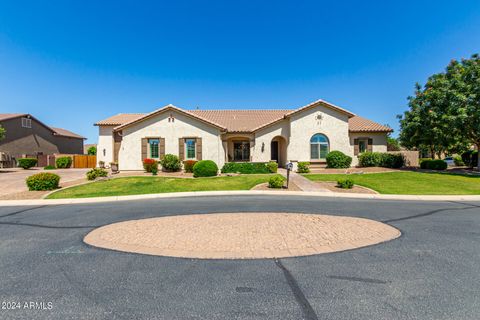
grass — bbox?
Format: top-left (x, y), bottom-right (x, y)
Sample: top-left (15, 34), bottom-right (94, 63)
top-left (46, 174), bottom-right (278, 199)
top-left (304, 171), bottom-right (480, 195)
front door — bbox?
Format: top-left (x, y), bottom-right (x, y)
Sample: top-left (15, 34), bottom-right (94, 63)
top-left (233, 141), bottom-right (250, 161)
top-left (271, 141), bottom-right (279, 162)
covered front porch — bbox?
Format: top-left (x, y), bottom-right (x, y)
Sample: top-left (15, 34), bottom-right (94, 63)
top-left (221, 133), bottom-right (288, 167)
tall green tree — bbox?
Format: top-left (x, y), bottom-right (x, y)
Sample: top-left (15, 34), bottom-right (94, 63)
top-left (445, 54), bottom-right (480, 170)
top-left (0, 125), bottom-right (5, 140)
top-left (399, 55), bottom-right (475, 161)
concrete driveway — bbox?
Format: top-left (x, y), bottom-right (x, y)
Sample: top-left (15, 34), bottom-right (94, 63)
top-left (0, 168), bottom-right (89, 198)
top-left (0, 195), bottom-right (479, 319)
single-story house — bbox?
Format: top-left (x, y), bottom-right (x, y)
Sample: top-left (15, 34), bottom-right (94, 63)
top-left (0, 113), bottom-right (85, 159)
top-left (95, 99), bottom-right (392, 170)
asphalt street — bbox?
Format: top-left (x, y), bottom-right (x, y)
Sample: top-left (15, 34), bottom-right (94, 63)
top-left (0, 195), bottom-right (479, 320)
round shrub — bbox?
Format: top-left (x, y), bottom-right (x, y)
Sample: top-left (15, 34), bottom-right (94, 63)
top-left (326, 151), bottom-right (352, 168)
top-left (44, 165), bottom-right (56, 170)
top-left (430, 159), bottom-right (448, 170)
top-left (143, 158), bottom-right (158, 173)
top-left (26, 172), bottom-right (60, 191)
top-left (337, 178), bottom-right (354, 189)
top-left (266, 161), bottom-right (278, 173)
top-left (193, 160), bottom-right (218, 177)
top-left (268, 175), bottom-right (285, 188)
top-left (297, 162), bottom-right (310, 173)
top-left (183, 160), bottom-right (198, 173)
top-left (18, 158), bottom-right (37, 169)
top-left (56, 156), bottom-right (72, 168)
top-left (86, 168), bottom-right (108, 180)
top-left (358, 152), bottom-right (382, 167)
top-left (160, 154), bottom-right (182, 172)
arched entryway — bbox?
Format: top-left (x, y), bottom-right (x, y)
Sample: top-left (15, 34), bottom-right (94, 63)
top-left (271, 136), bottom-right (287, 167)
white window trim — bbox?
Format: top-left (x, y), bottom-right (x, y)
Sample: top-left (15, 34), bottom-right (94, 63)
top-left (22, 118), bottom-right (32, 128)
top-left (185, 138), bottom-right (197, 160)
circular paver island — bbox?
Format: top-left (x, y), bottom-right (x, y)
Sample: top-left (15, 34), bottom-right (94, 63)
top-left (84, 213), bottom-right (400, 259)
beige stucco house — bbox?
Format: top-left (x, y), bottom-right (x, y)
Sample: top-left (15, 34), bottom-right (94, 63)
top-left (95, 99), bottom-right (392, 171)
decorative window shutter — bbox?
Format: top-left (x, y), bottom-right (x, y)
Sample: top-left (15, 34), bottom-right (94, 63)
top-left (367, 138), bottom-right (373, 152)
top-left (196, 137), bottom-right (202, 160)
top-left (179, 138), bottom-right (185, 160)
top-left (141, 138), bottom-right (148, 160)
top-left (159, 138), bottom-right (165, 159)
top-left (354, 139), bottom-right (359, 156)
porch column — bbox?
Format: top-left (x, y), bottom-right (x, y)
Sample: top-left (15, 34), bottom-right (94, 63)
top-left (249, 139), bottom-right (255, 162)
top-left (222, 139), bottom-right (228, 163)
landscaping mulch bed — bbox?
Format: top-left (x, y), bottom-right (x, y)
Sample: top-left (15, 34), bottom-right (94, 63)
top-left (314, 181), bottom-right (378, 194)
top-left (251, 182), bottom-right (302, 191)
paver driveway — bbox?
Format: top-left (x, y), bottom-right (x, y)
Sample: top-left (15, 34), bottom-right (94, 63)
top-left (0, 195), bottom-right (479, 319)
top-left (0, 168), bottom-right (89, 198)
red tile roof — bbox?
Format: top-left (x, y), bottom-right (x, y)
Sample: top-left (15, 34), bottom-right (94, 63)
top-left (348, 116), bottom-right (392, 132)
top-left (94, 100), bottom-right (391, 133)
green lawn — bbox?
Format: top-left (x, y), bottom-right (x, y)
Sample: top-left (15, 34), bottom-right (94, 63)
top-left (47, 175), bottom-right (277, 199)
top-left (304, 171), bottom-right (480, 195)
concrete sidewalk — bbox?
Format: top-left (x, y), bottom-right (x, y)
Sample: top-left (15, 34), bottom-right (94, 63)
top-left (1, 190), bottom-right (480, 206)
top-left (278, 168), bottom-right (331, 192)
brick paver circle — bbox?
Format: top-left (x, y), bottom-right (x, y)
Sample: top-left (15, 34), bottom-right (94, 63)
top-left (84, 213), bottom-right (401, 259)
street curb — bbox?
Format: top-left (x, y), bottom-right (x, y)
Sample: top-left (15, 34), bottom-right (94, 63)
top-left (1, 190), bottom-right (480, 206)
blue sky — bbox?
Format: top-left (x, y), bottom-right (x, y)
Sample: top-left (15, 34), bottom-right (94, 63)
top-left (1, 1), bottom-right (479, 143)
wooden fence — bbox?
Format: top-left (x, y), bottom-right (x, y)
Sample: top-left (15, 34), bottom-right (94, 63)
top-left (73, 155), bottom-right (97, 168)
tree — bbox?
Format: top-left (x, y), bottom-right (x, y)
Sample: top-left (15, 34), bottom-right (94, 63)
top-left (398, 56), bottom-right (475, 160)
top-left (0, 125), bottom-right (5, 140)
top-left (387, 136), bottom-right (401, 151)
top-left (445, 54), bottom-right (480, 170)
top-left (87, 146), bottom-right (97, 155)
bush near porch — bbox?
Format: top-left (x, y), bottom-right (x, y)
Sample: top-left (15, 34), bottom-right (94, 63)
top-left (358, 152), bottom-right (405, 168)
top-left (221, 162), bottom-right (271, 174)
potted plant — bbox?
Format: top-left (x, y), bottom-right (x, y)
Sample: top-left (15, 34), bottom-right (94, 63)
top-left (110, 162), bottom-right (119, 173)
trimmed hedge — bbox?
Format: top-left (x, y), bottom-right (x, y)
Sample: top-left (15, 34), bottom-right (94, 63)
top-left (56, 156), bottom-right (72, 168)
top-left (44, 165), bottom-right (56, 170)
top-left (18, 158), bottom-right (37, 169)
top-left (358, 152), bottom-right (404, 168)
top-left (193, 160), bottom-right (218, 177)
top-left (26, 172), bottom-right (60, 191)
top-left (379, 153), bottom-right (405, 168)
top-left (268, 175), bottom-right (285, 188)
top-left (358, 152), bottom-right (382, 167)
top-left (160, 154), bottom-right (182, 172)
top-left (420, 159), bottom-right (448, 170)
top-left (297, 162), bottom-right (310, 173)
top-left (326, 151), bottom-right (352, 168)
top-left (183, 160), bottom-right (198, 173)
top-left (337, 178), bottom-right (354, 189)
top-left (221, 162), bottom-right (270, 174)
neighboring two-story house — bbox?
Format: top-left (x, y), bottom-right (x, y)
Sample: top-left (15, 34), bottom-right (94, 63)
top-left (0, 113), bottom-right (85, 159)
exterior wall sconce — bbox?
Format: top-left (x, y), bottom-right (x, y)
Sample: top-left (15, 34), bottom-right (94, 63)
top-left (261, 142), bottom-right (265, 152)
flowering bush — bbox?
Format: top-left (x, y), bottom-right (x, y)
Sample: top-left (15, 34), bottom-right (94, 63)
top-left (143, 158), bottom-right (158, 173)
